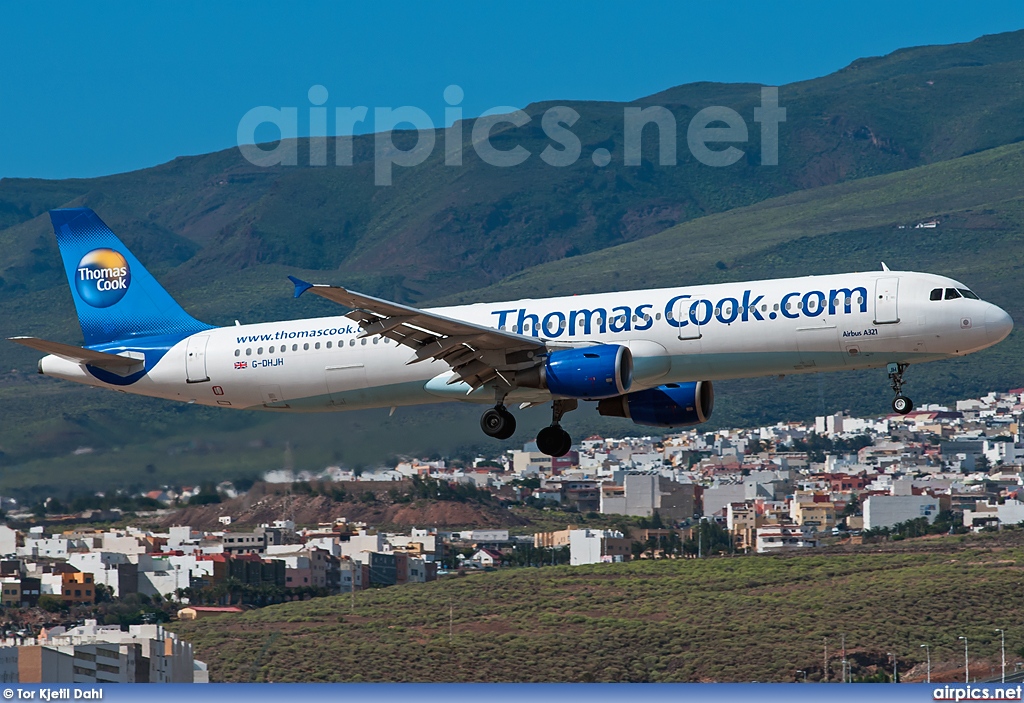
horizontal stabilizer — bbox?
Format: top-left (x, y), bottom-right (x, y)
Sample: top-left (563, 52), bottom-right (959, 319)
top-left (8, 337), bottom-right (143, 369)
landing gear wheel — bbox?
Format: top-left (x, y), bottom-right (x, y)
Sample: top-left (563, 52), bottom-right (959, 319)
top-left (886, 362), bottom-right (913, 415)
top-left (892, 395), bottom-right (913, 414)
top-left (537, 425), bottom-right (572, 457)
top-left (480, 406), bottom-right (516, 440)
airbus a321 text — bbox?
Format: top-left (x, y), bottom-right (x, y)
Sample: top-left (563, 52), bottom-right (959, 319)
top-left (12, 209), bottom-right (1014, 456)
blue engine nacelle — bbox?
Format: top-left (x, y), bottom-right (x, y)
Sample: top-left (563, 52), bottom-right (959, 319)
top-left (517, 344), bottom-right (633, 399)
top-left (597, 381), bottom-right (714, 427)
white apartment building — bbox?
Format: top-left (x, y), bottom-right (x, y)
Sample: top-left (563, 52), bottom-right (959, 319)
top-left (863, 495), bottom-right (940, 531)
top-left (756, 524), bottom-right (818, 554)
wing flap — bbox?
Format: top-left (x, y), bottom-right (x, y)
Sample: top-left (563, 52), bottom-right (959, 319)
top-left (289, 276), bottom-right (546, 390)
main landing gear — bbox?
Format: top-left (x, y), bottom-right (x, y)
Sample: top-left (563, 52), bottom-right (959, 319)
top-left (887, 362), bottom-right (914, 415)
top-left (480, 398), bottom-right (577, 457)
top-left (480, 404), bottom-right (516, 440)
top-left (535, 399), bottom-right (576, 457)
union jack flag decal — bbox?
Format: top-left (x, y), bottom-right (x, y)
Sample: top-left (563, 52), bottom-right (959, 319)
top-left (234, 361), bottom-right (247, 369)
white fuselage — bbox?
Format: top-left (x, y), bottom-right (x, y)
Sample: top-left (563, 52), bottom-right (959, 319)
top-left (39, 270), bottom-right (1013, 413)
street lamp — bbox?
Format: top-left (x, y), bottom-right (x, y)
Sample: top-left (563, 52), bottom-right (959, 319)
top-left (842, 634), bottom-right (848, 683)
top-left (888, 652), bottom-right (897, 683)
top-left (997, 629), bottom-right (1006, 684)
top-left (921, 644), bottom-right (931, 684)
top-left (959, 636), bottom-right (970, 683)
top-left (797, 669), bottom-right (807, 683)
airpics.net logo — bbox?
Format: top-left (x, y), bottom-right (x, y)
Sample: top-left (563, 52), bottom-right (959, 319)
top-left (236, 84), bottom-right (786, 185)
top-left (75, 249), bottom-right (131, 308)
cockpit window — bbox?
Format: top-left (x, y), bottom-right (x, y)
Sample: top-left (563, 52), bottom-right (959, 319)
top-left (958, 288), bottom-right (980, 300)
top-left (944, 288), bottom-right (962, 300)
top-left (929, 288), bottom-right (942, 301)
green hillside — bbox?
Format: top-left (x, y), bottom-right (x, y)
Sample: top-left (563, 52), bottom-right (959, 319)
top-left (4, 30), bottom-right (1024, 303)
top-left (172, 533), bottom-right (1024, 683)
top-left (443, 141), bottom-right (1024, 430)
top-left (1, 31), bottom-right (1024, 492)
top-left (2, 141), bottom-right (1022, 495)
top-left (4, 140), bottom-right (1019, 497)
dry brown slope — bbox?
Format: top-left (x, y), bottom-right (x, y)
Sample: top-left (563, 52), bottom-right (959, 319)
top-left (160, 483), bottom-right (528, 531)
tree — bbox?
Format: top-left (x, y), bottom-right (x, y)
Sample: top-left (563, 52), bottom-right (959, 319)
top-left (189, 482), bottom-right (222, 505)
top-left (94, 584), bottom-right (113, 603)
top-left (38, 594), bottom-right (65, 613)
top-left (841, 496), bottom-right (860, 518)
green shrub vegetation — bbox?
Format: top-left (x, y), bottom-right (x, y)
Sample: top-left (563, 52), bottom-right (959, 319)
top-left (173, 533), bottom-right (1024, 683)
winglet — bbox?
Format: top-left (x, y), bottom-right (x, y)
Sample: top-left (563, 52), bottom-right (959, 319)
top-left (288, 276), bottom-right (314, 299)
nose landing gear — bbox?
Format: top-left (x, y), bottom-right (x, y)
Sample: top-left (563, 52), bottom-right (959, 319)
top-left (887, 362), bottom-right (914, 414)
top-left (535, 399), bottom-right (576, 457)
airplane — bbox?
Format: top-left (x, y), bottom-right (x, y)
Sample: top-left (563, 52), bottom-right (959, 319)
top-left (10, 208), bottom-right (1014, 457)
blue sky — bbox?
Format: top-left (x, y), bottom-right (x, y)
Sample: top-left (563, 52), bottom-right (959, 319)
top-left (1, 1), bottom-right (1022, 180)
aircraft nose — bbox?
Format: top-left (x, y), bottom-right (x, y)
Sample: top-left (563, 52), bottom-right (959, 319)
top-left (986, 304), bottom-right (1014, 345)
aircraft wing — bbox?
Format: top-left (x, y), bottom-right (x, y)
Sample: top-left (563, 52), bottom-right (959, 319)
top-left (289, 277), bottom-right (547, 390)
top-left (8, 336), bottom-right (144, 370)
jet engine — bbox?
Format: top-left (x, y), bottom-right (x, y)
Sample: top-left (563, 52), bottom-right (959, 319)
top-left (597, 381), bottom-right (714, 427)
top-left (517, 344), bottom-right (632, 399)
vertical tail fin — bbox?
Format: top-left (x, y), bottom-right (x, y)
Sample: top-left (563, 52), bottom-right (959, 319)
top-left (50, 208), bottom-right (210, 345)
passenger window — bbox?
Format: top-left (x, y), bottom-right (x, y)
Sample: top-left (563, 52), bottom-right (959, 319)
top-left (303, 343), bottom-right (309, 350)
top-left (257, 347), bottom-right (263, 355)
top-left (315, 342), bottom-right (320, 350)
top-left (246, 348), bottom-right (252, 356)
top-left (326, 341), bottom-right (332, 349)
top-left (269, 346), bottom-right (274, 353)
top-left (349, 340), bottom-right (355, 347)
top-left (930, 288), bottom-right (942, 301)
top-left (361, 339), bottom-right (367, 345)
top-left (958, 288), bottom-right (980, 300)
top-left (234, 349), bottom-right (240, 357)
top-left (945, 288), bottom-right (961, 300)
top-left (292, 344), bottom-right (298, 351)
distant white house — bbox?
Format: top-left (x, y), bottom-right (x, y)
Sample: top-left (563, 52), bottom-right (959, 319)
top-left (470, 548), bottom-right (503, 567)
top-left (568, 529), bottom-right (629, 566)
top-left (755, 524), bottom-right (817, 554)
top-left (963, 499), bottom-right (1024, 531)
top-left (0, 526), bottom-right (18, 556)
top-left (863, 495), bottom-right (940, 531)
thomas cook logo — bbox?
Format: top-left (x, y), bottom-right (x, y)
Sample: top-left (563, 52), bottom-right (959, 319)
top-left (75, 249), bottom-right (131, 308)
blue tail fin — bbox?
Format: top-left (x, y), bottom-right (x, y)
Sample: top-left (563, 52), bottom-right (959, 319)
top-left (50, 208), bottom-right (211, 345)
